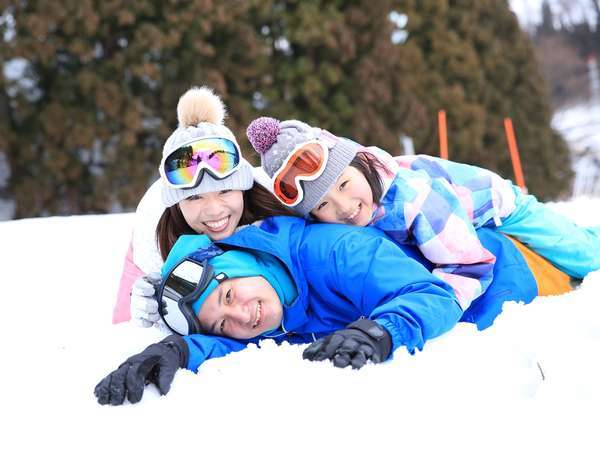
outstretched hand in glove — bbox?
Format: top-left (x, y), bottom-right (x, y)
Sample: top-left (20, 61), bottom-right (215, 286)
top-left (94, 335), bottom-right (188, 406)
top-left (302, 319), bottom-right (392, 369)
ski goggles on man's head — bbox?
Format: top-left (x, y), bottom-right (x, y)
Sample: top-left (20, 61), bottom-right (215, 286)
top-left (158, 253), bottom-right (227, 336)
top-left (272, 140), bottom-right (329, 207)
top-left (160, 136), bottom-right (242, 189)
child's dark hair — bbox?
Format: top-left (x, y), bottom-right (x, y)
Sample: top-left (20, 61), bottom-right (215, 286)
top-left (155, 183), bottom-right (298, 260)
top-left (349, 151), bottom-right (387, 205)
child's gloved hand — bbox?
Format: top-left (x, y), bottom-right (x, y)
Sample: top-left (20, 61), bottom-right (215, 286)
top-left (94, 335), bottom-right (188, 405)
top-left (302, 319), bottom-right (392, 369)
top-left (130, 273), bottom-right (162, 327)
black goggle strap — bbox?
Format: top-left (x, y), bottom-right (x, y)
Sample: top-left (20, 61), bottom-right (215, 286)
top-left (158, 260), bottom-right (208, 335)
top-left (159, 244), bottom-right (225, 335)
top-left (178, 268), bottom-right (231, 336)
top-left (172, 268), bottom-right (230, 335)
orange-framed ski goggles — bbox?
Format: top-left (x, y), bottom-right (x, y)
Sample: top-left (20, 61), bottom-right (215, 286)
top-left (272, 140), bottom-right (329, 207)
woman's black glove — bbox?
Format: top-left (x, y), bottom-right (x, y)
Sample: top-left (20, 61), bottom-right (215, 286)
top-left (302, 319), bottom-right (392, 369)
top-left (94, 335), bottom-right (189, 406)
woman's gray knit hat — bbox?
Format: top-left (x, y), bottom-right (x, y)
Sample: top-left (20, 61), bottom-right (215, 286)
top-left (159, 87), bottom-right (253, 207)
top-left (246, 117), bottom-right (359, 216)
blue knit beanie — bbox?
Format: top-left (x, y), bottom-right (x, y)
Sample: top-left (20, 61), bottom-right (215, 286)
top-left (161, 235), bottom-right (298, 316)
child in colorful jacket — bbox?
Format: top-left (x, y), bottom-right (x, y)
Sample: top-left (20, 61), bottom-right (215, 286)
top-left (245, 117), bottom-right (600, 310)
top-left (95, 215), bottom-right (571, 405)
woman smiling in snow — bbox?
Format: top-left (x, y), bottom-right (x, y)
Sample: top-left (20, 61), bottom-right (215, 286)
top-left (113, 87), bottom-right (291, 326)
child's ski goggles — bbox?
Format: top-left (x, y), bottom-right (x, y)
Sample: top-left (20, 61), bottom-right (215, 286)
top-left (159, 136), bottom-right (242, 189)
top-left (158, 247), bottom-right (227, 336)
top-left (272, 140), bottom-right (329, 207)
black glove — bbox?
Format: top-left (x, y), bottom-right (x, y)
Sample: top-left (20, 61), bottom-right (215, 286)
top-left (94, 335), bottom-right (189, 406)
top-left (303, 319), bottom-right (392, 369)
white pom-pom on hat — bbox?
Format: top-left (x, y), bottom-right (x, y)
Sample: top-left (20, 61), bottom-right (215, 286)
top-left (177, 86), bottom-right (226, 127)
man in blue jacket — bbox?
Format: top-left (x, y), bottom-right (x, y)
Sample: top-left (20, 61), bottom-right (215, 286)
top-left (95, 216), bottom-right (551, 406)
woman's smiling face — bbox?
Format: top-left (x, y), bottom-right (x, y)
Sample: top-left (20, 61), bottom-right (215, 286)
top-left (197, 276), bottom-right (283, 339)
top-left (178, 190), bottom-right (244, 240)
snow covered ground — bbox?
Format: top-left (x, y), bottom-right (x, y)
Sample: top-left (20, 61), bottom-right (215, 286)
top-left (1, 198), bottom-right (600, 449)
top-left (553, 101), bottom-right (600, 197)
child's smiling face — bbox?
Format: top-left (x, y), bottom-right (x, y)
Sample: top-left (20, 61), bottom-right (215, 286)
top-left (310, 166), bottom-right (376, 226)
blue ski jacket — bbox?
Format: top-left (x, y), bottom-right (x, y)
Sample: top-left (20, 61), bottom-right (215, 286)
top-left (165, 216), bottom-right (537, 372)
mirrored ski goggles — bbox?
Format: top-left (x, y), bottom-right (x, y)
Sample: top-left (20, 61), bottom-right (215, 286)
top-left (272, 140), bottom-right (329, 207)
top-left (160, 137), bottom-right (242, 189)
top-left (158, 256), bottom-right (227, 336)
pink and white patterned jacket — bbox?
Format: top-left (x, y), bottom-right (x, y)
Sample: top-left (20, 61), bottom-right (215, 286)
top-left (362, 145), bottom-right (519, 309)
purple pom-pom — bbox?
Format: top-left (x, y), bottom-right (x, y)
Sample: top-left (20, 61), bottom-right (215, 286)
top-left (246, 117), bottom-right (280, 155)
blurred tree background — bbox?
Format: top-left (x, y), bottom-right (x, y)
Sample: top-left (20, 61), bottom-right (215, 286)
top-left (532, 0), bottom-right (600, 109)
top-left (0, 0), bottom-right (576, 218)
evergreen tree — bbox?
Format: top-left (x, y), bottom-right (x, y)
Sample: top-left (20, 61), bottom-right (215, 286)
top-left (0, 0), bottom-right (572, 218)
top-left (539, 0), bottom-right (555, 34)
top-left (532, 1), bottom-right (591, 108)
top-left (248, 0), bottom-right (425, 154)
top-left (554, 0), bottom-right (600, 60)
top-left (0, 0), bottom-right (265, 217)
top-left (399, 0), bottom-right (572, 199)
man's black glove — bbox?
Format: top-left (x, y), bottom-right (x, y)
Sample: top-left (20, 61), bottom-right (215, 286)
top-left (302, 319), bottom-right (392, 369)
top-left (94, 335), bottom-right (189, 406)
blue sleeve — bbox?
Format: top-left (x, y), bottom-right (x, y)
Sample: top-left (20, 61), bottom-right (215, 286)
top-left (183, 334), bottom-right (249, 372)
top-left (331, 230), bottom-right (463, 356)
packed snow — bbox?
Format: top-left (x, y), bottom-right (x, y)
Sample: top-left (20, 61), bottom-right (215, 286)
top-left (554, 101), bottom-right (600, 197)
top-left (1, 197), bottom-right (599, 449)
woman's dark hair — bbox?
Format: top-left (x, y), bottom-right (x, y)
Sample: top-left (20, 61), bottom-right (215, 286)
top-left (155, 183), bottom-right (298, 260)
top-left (156, 203), bottom-right (195, 261)
top-left (349, 151), bottom-right (387, 205)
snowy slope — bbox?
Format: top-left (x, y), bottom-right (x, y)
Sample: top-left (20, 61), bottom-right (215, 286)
top-left (553, 102), bottom-right (600, 197)
top-left (2, 199), bottom-right (600, 449)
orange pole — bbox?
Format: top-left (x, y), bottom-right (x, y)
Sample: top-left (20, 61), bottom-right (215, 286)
top-left (503, 118), bottom-right (526, 192)
top-left (438, 110), bottom-right (448, 160)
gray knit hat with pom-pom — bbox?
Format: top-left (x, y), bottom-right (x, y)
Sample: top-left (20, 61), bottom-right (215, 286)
top-left (159, 87), bottom-right (253, 207)
top-left (246, 117), bottom-right (359, 216)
